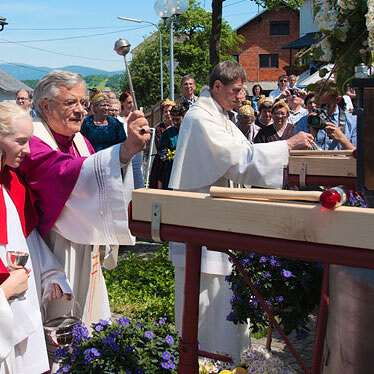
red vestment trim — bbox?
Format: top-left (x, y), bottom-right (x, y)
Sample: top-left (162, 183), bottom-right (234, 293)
top-left (0, 167), bottom-right (39, 245)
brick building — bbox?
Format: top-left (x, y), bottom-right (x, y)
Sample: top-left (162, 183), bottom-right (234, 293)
top-left (235, 5), bottom-right (299, 93)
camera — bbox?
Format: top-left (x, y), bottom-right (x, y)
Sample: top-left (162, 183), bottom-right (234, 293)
top-left (307, 108), bottom-right (331, 130)
top-left (289, 88), bottom-right (299, 96)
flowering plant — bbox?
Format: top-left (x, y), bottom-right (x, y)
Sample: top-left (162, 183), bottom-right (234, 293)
top-left (159, 148), bottom-right (176, 162)
top-left (226, 255), bottom-right (322, 340)
top-left (309, 0), bottom-right (374, 89)
top-left (55, 317), bottom-right (179, 374)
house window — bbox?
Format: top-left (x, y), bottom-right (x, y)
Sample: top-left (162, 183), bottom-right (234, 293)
top-left (270, 21), bottom-right (290, 35)
top-left (259, 54), bottom-right (279, 68)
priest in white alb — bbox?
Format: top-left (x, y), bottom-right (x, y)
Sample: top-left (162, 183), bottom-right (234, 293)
top-left (169, 61), bottom-right (314, 362)
top-left (19, 70), bottom-right (150, 326)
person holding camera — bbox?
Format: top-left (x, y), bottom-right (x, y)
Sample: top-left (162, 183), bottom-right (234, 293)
top-left (295, 80), bottom-right (356, 150)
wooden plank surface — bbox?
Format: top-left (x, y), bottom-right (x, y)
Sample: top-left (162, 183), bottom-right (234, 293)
top-left (132, 188), bottom-right (374, 250)
top-left (289, 156), bottom-right (356, 177)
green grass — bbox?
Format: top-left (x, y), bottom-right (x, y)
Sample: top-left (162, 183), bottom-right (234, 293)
top-left (103, 243), bottom-right (175, 322)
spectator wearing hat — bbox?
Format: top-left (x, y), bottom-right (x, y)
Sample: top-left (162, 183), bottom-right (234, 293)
top-left (81, 90), bottom-right (127, 152)
top-left (81, 90), bottom-right (144, 189)
top-left (255, 97), bottom-right (274, 129)
top-left (237, 102), bottom-right (261, 143)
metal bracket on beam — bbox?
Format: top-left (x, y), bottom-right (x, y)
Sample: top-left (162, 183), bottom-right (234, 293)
top-left (151, 202), bottom-right (163, 243)
top-left (299, 161), bottom-right (307, 188)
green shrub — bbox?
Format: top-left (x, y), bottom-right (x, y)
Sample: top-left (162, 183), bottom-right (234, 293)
top-left (103, 243), bottom-right (175, 322)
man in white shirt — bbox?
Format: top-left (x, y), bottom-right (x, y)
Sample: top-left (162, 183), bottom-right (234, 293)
top-left (169, 61), bottom-right (313, 362)
top-left (269, 74), bottom-right (289, 102)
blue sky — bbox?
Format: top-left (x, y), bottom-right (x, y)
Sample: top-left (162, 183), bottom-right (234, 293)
top-left (0, 0), bottom-right (263, 72)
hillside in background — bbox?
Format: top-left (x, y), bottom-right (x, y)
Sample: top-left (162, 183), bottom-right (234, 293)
top-left (0, 63), bottom-right (123, 81)
top-left (21, 73), bottom-right (124, 93)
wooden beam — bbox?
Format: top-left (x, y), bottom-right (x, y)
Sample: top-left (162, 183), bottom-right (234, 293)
top-left (289, 155), bottom-right (356, 177)
top-left (131, 189), bottom-right (374, 250)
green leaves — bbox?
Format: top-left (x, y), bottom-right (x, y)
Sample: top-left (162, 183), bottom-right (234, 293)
top-left (103, 243), bottom-right (175, 322)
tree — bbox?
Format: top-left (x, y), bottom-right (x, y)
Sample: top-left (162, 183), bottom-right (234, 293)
top-left (125, 0), bottom-right (243, 109)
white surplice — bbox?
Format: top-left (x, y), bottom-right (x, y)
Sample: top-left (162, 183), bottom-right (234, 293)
top-left (0, 189), bottom-right (72, 374)
top-left (168, 89), bottom-right (289, 363)
top-left (44, 144), bottom-right (135, 326)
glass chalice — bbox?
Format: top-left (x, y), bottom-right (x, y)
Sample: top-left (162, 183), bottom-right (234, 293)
top-left (6, 251), bottom-right (29, 300)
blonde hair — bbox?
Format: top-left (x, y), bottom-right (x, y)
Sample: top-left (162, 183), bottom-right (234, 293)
top-left (0, 102), bottom-right (30, 137)
top-left (271, 99), bottom-right (290, 115)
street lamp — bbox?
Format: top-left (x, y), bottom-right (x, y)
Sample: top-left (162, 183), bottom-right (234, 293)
top-left (0, 16), bottom-right (8, 32)
top-left (117, 16), bottom-right (164, 101)
top-left (154, 0), bottom-right (189, 101)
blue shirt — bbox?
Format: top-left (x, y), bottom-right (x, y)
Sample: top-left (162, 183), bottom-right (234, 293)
top-left (81, 115), bottom-right (127, 151)
top-left (295, 107), bottom-right (357, 150)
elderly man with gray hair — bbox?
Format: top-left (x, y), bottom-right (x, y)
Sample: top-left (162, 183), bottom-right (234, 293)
top-left (19, 70), bottom-right (150, 326)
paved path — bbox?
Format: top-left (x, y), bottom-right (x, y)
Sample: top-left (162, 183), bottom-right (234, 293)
top-left (252, 312), bottom-right (317, 373)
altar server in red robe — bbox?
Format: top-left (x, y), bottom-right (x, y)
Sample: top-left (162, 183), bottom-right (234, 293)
top-left (0, 102), bottom-right (72, 374)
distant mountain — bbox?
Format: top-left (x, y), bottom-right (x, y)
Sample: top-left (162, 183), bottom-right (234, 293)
top-left (0, 63), bottom-right (123, 81)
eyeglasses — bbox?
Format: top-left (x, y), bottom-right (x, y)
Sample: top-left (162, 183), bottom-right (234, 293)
top-left (50, 98), bottom-right (86, 110)
top-left (279, 80), bottom-right (288, 83)
top-left (16, 97), bottom-right (30, 101)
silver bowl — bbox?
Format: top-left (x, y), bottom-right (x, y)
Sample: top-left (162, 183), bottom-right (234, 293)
top-left (44, 316), bottom-right (81, 347)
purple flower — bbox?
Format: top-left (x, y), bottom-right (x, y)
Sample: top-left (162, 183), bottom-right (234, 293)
top-left (98, 319), bottom-right (109, 326)
top-left (126, 345), bottom-right (134, 353)
top-left (275, 296), bottom-right (284, 303)
top-left (242, 258), bottom-right (251, 266)
top-left (259, 256), bottom-right (267, 263)
top-left (226, 311), bottom-right (236, 321)
top-left (112, 328), bottom-right (121, 336)
top-left (161, 361), bottom-right (170, 369)
top-left (265, 300), bottom-right (272, 307)
top-left (135, 369), bottom-right (144, 374)
top-left (118, 318), bottom-right (130, 327)
top-left (83, 348), bottom-right (100, 364)
top-left (145, 330), bottom-right (154, 339)
top-left (158, 317), bottom-right (167, 325)
top-left (162, 351), bottom-right (171, 360)
top-left (250, 298), bottom-right (258, 307)
top-left (103, 336), bottom-right (120, 351)
top-left (270, 259), bottom-right (277, 266)
top-left (165, 335), bottom-right (174, 344)
top-left (282, 269), bottom-right (293, 278)
top-left (249, 252), bottom-right (255, 258)
top-left (55, 347), bottom-right (68, 359)
top-left (94, 324), bottom-right (103, 332)
top-left (56, 364), bottom-right (71, 373)
top-left (264, 272), bottom-right (271, 278)
top-left (168, 360), bottom-right (176, 369)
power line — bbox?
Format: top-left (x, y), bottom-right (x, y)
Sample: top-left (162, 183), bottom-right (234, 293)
top-left (0, 26), bottom-right (148, 44)
top-left (0, 36), bottom-right (119, 62)
top-left (7, 26), bottom-right (131, 31)
top-left (224, 0), bottom-right (249, 8)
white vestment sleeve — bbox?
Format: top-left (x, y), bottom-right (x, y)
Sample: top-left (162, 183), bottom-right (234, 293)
top-left (0, 288), bottom-right (13, 363)
top-left (53, 144), bottom-right (135, 246)
top-left (26, 230), bottom-right (73, 320)
top-left (169, 91), bottom-right (289, 190)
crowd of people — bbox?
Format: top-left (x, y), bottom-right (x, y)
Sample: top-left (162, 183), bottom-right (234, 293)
top-left (0, 60), bottom-right (358, 372)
